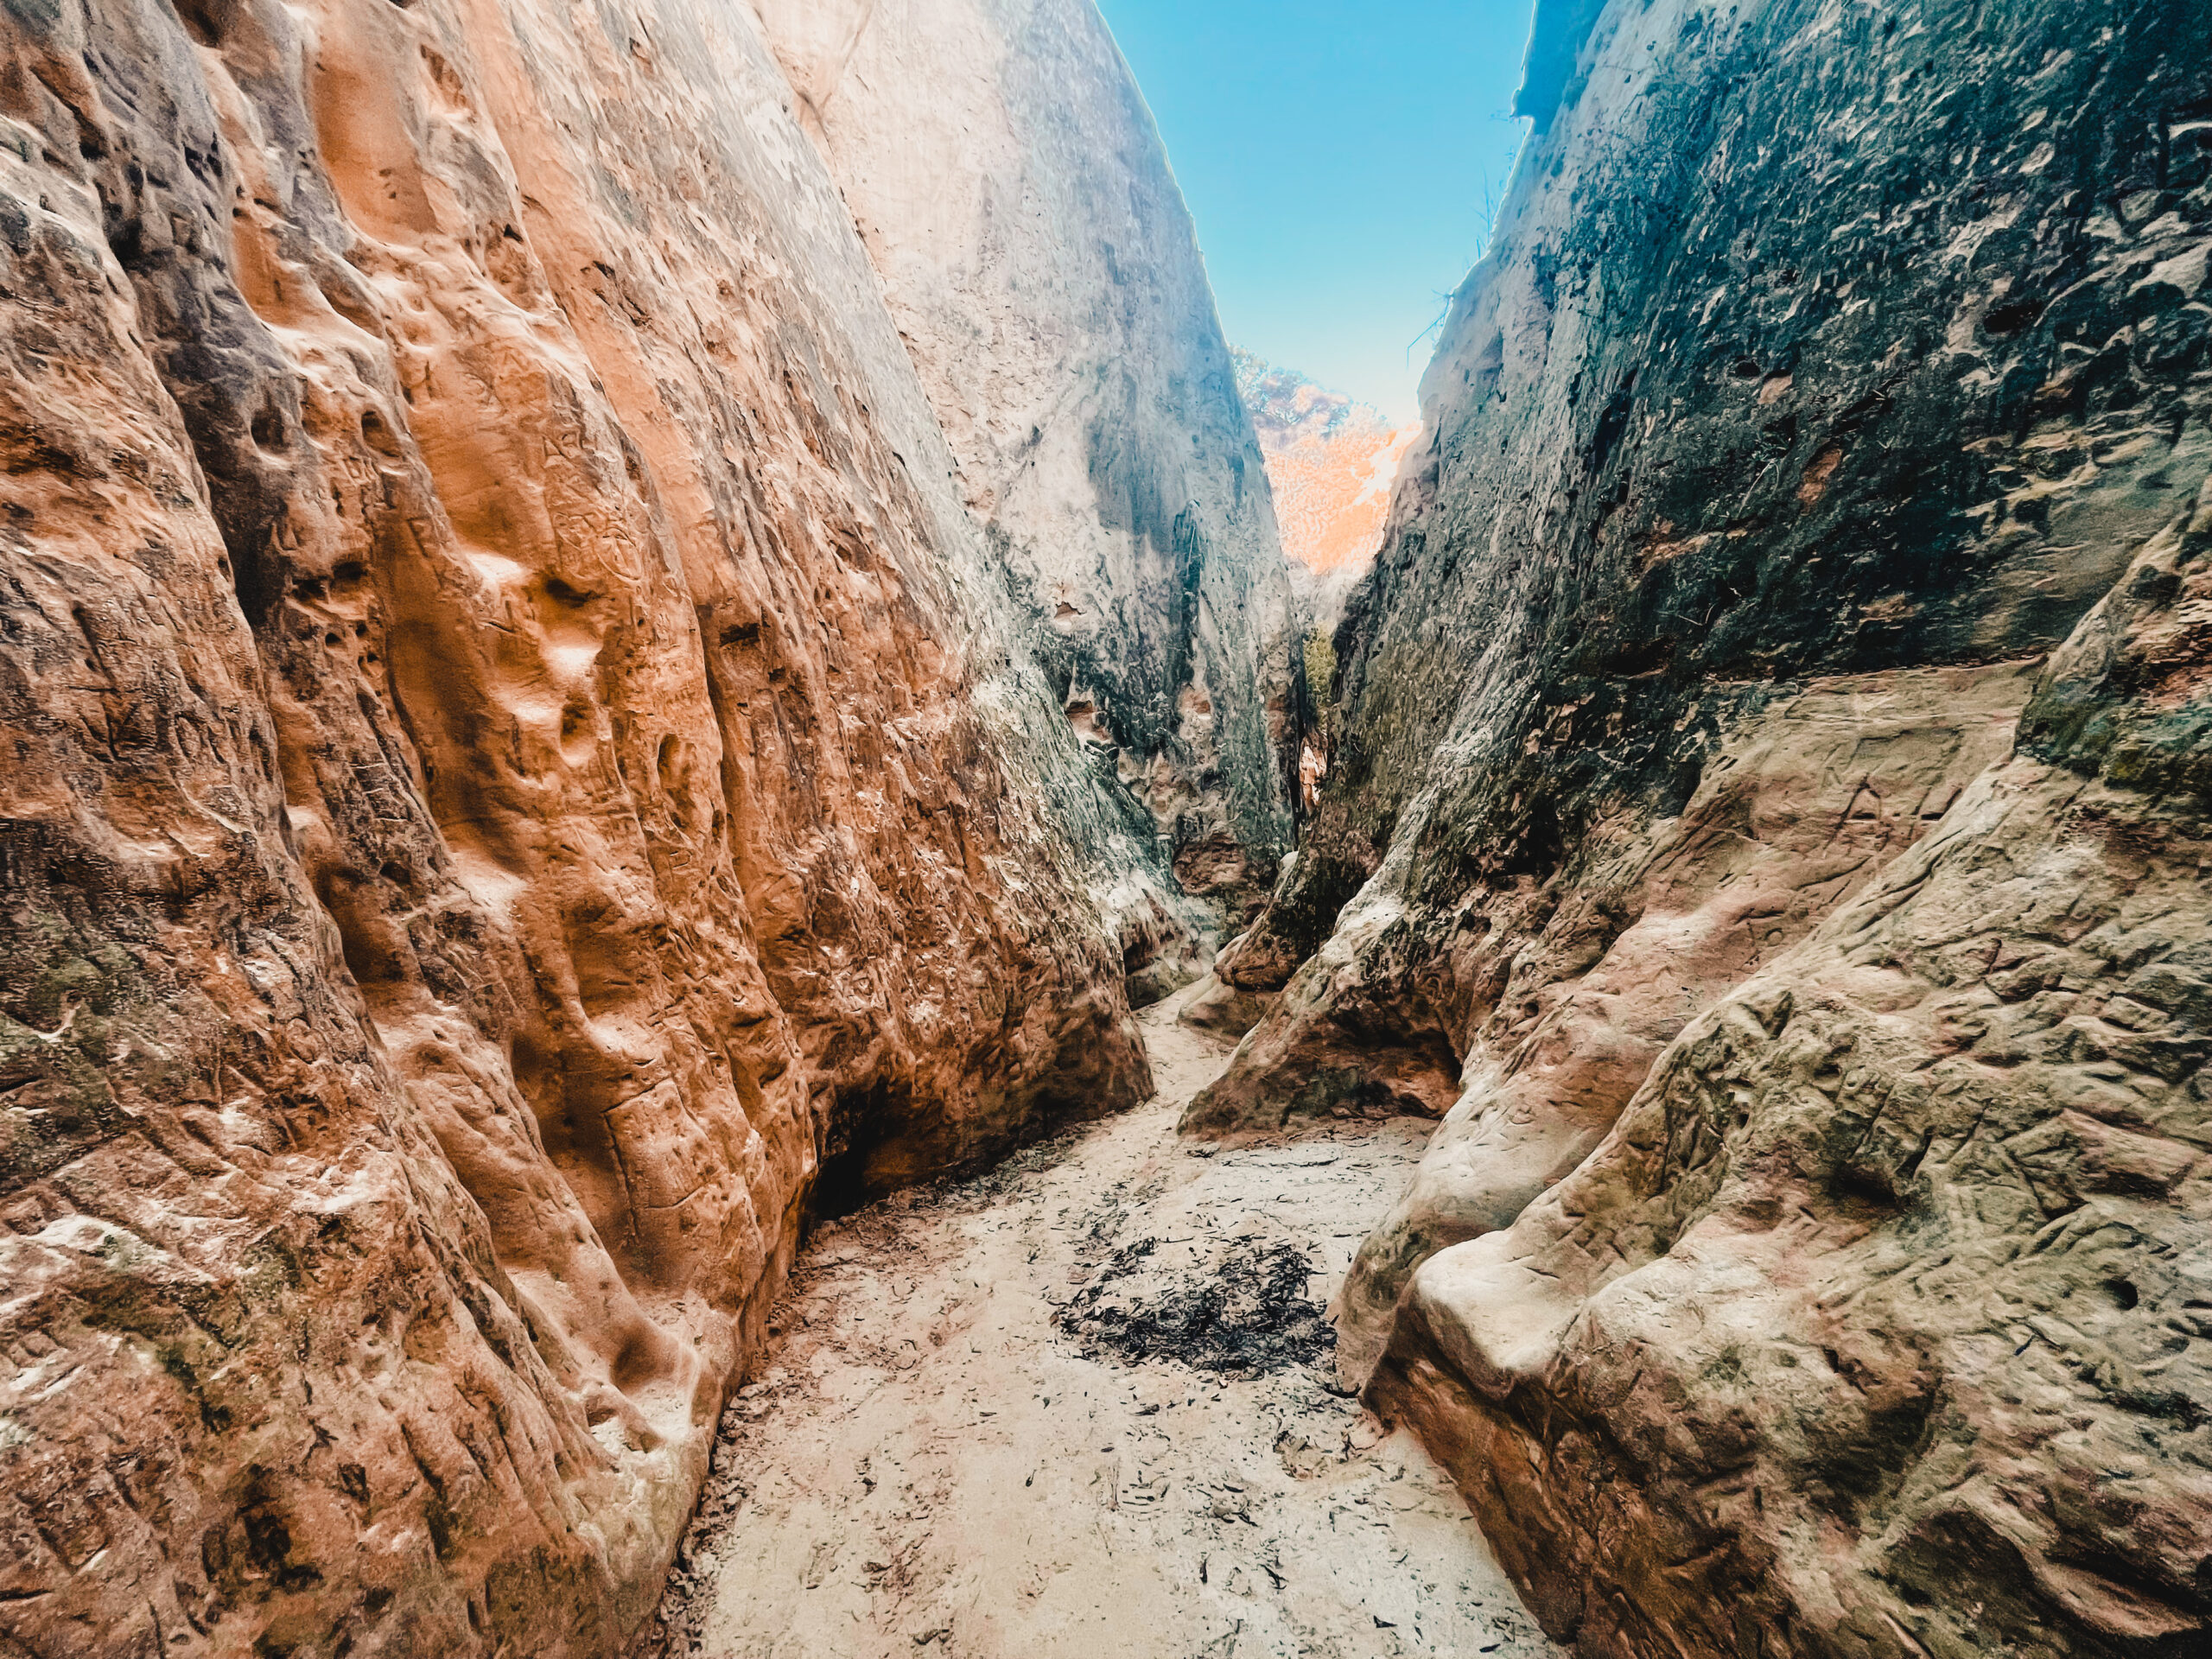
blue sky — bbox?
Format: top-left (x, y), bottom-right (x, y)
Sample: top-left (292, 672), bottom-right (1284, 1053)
top-left (1095, 0), bottom-right (1539, 423)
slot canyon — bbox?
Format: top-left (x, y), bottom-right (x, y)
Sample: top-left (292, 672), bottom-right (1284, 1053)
top-left (0, 0), bottom-right (2204, 1652)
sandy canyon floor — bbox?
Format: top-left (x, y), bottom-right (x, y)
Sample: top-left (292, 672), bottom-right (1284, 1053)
top-left (639, 985), bottom-right (1559, 1659)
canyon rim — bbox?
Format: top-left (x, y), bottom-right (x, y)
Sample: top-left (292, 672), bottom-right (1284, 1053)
top-left (0, 2), bottom-right (2204, 1659)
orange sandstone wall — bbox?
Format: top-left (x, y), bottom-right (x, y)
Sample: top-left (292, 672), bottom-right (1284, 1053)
top-left (0, 0), bottom-right (1167, 1650)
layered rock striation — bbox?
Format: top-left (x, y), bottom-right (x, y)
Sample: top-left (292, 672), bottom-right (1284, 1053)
top-left (750, 0), bottom-right (1302, 929)
top-left (1192, 0), bottom-right (2212, 1652)
top-left (0, 0), bottom-right (1233, 1650)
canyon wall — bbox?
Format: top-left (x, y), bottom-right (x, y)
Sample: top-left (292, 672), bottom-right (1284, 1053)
top-left (1232, 349), bottom-right (1416, 607)
top-left (0, 0), bottom-right (1217, 1650)
top-left (1193, 0), bottom-right (2212, 1653)
top-left (1232, 349), bottom-right (1420, 817)
top-left (749, 0), bottom-right (1302, 928)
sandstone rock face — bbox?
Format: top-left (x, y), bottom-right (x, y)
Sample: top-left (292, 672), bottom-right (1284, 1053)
top-left (1231, 351), bottom-right (1420, 833)
top-left (749, 0), bottom-right (1302, 927)
top-left (0, 0), bottom-right (1192, 1649)
top-left (1191, 0), bottom-right (2212, 1651)
top-left (1234, 349), bottom-right (1418, 637)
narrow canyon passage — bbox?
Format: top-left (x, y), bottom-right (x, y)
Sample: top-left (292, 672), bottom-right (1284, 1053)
top-left (639, 989), bottom-right (1560, 1659)
top-left (3, 0), bottom-right (2203, 1649)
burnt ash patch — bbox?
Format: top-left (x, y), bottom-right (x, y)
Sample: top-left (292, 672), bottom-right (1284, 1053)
top-left (1054, 1236), bottom-right (1334, 1375)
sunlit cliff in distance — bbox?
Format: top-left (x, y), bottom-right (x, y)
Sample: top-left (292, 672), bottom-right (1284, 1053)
top-left (1233, 348), bottom-right (1420, 581)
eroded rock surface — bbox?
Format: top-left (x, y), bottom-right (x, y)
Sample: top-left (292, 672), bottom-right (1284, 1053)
top-left (0, 0), bottom-right (1206, 1649)
top-left (749, 0), bottom-right (1302, 931)
top-left (1192, 0), bottom-right (2212, 1652)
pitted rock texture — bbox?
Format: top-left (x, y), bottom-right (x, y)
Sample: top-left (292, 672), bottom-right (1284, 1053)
top-left (1321, 658), bottom-right (2036, 1374)
top-left (0, 0), bottom-right (1193, 1649)
top-left (1189, 0), bottom-right (2212, 1652)
top-left (751, 0), bottom-right (1302, 928)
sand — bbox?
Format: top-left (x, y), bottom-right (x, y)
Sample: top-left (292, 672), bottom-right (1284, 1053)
top-left (638, 984), bottom-right (1559, 1658)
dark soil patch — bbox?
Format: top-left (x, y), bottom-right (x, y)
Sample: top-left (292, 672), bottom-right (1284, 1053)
top-left (1054, 1236), bottom-right (1334, 1375)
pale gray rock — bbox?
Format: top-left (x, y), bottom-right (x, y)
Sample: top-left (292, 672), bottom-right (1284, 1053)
top-left (751, 0), bottom-right (1303, 932)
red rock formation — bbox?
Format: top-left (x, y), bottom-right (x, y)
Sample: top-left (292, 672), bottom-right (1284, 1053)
top-left (1235, 352), bottom-right (1418, 586)
top-left (0, 0), bottom-right (1179, 1650)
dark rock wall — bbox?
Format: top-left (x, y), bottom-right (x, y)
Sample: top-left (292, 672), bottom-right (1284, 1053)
top-left (1204, 0), bottom-right (2209, 1125)
top-left (1193, 0), bottom-right (2212, 1652)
